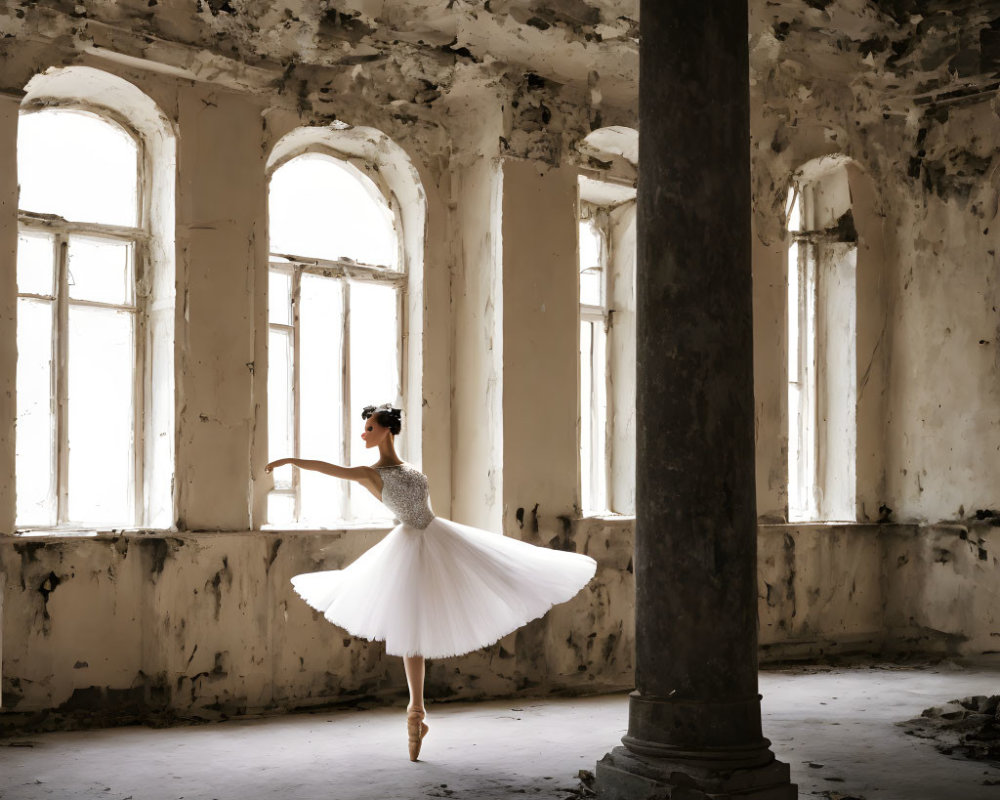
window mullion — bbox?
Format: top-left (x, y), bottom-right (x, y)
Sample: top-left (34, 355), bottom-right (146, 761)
top-left (397, 281), bottom-right (406, 455)
top-left (55, 234), bottom-right (69, 525)
top-left (341, 281), bottom-right (352, 522)
top-left (132, 238), bottom-right (144, 527)
top-left (602, 236), bottom-right (612, 513)
top-left (809, 242), bottom-right (821, 519)
top-left (590, 325), bottom-right (600, 510)
top-left (291, 268), bottom-right (302, 524)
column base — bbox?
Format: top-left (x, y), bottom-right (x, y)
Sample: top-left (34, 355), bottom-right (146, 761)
top-left (595, 746), bottom-right (797, 800)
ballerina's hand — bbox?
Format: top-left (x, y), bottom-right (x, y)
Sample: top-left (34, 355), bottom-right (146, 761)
top-left (264, 458), bottom-right (287, 474)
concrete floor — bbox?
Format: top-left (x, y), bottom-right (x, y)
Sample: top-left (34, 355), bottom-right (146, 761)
top-left (0, 664), bottom-right (997, 800)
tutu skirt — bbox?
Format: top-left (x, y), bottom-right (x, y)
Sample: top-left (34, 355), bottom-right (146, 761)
top-left (290, 517), bottom-right (597, 659)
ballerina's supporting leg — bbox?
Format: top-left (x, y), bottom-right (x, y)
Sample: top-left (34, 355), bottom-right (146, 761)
top-left (403, 655), bottom-right (429, 761)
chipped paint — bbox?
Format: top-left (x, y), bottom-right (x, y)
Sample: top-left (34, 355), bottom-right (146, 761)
top-left (0, 0), bottom-right (998, 738)
top-left (0, 522), bottom-right (633, 731)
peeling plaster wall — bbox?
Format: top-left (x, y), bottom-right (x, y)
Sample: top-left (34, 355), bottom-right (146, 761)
top-left (750, 2), bottom-right (1000, 524)
top-left (0, 2), bottom-right (638, 729)
top-left (759, 520), bottom-right (1000, 663)
top-left (448, 80), bottom-right (506, 530)
top-left (501, 159), bottom-right (580, 538)
top-left (882, 100), bottom-right (1000, 522)
top-left (882, 521), bottom-right (1000, 658)
top-left (176, 84), bottom-right (267, 531)
top-left (3, 0), bottom-right (1000, 731)
top-left (6, 518), bottom-right (1000, 727)
top-left (0, 520), bottom-right (634, 726)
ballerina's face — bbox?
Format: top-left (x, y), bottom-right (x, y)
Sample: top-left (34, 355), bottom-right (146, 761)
top-left (361, 416), bottom-right (391, 449)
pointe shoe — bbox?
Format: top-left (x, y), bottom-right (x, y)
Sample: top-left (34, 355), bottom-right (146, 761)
top-left (406, 709), bottom-right (429, 761)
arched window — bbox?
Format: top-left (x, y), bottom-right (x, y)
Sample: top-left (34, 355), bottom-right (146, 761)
top-left (267, 150), bottom-right (405, 526)
top-left (16, 108), bottom-right (144, 528)
top-left (577, 127), bottom-right (638, 516)
top-left (15, 67), bottom-right (177, 532)
top-left (786, 157), bottom-right (858, 522)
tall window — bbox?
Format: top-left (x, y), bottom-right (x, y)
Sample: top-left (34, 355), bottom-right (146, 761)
top-left (579, 208), bottom-right (609, 514)
top-left (267, 152), bottom-right (403, 526)
top-left (786, 162), bottom-right (858, 522)
top-left (16, 108), bottom-right (144, 529)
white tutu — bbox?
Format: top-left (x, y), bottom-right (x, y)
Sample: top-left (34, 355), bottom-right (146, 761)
top-left (291, 515), bottom-right (597, 659)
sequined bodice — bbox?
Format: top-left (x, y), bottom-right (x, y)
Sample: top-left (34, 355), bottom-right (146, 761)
top-left (376, 463), bottom-right (435, 529)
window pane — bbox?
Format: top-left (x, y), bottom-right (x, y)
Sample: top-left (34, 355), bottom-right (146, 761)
top-left (268, 493), bottom-right (295, 527)
top-left (268, 328), bottom-right (294, 492)
top-left (17, 231), bottom-right (55, 297)
top-left (18, 109), bottom-right (138, 227)
top-left (299, 274), bottom-right (344, 525)
top-left (16, 298), bottom-right (55, 527)
top-left (349, 281), bottom-right (399, 521)
top-left (68, 236), bottom-right (134, 306)
top-left (580, 320), bottom-right (593, 513)
top-left (67, 306), bottom-right (135, 526)
top-left (580, 267), bottom-right (603, 306)
top-left (579, 220), bottom-right (603, 305)
top-left (787, 241), bottom-right (799, 380)
top-left (269, 154), bottom-right (398, 268)
top-left (580, 220), bottom-right (602, 269)
top-left (786, 188), bottom-right (801, 233)
top-left (591, 322), bottom-right (608, 512)
top-left (269, 269), bottom-right (292, 325)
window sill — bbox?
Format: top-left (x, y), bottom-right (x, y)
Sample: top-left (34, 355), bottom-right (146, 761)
top-left (260, 521), bottom-right (396, 534)
top-left (9, 527), bottom-right (174, 540)
top-left (757, 520), bottom-right (908, 532)
top-left (579, 512), bottom-right (636, 522)
top-left (5, 522), bottom-right (397, 542)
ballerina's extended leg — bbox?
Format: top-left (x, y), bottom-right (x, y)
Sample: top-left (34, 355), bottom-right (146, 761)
top-left (403, 654), bottom-right (429, 761)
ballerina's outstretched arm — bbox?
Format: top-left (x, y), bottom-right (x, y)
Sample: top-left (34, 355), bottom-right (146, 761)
top-left (264, 458), bottom-right (381, 498)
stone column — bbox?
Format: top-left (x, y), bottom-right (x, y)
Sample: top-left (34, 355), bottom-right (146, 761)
top-left (448, 87), bottom-right (505, 532)
top-left (595, 2), bottom-right (796, 798)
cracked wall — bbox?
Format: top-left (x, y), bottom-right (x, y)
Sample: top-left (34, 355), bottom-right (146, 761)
top-left (0, 0), bottom-right (635, 727)
top-left (1, 0), bottom-right (1000, 732)
top-left (0, 520), bottom-right (634, 728)
top-left (751, 1), bottom-right (1000, 524)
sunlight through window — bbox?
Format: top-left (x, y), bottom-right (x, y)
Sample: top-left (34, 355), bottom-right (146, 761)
top-left (268, 152), bottom-right (403, 527)
top-left (15, 109), bottom-right (143, 530)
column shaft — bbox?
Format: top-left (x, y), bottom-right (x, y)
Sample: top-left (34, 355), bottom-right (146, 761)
top-left (597, 1), bottom-right (795, 796)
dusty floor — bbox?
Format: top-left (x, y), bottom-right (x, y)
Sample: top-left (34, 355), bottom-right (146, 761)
top-left (0, 665), bottom-right (997, 800)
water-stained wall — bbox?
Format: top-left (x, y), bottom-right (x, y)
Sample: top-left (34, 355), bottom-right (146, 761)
top-left (2, 0), bottom-right (1000, 733)
top-left (750, 2), bottom-right (1000, 523)
top-left (0, 519), bottom-right (635, 729)
top-left (0, 2), bottom-right (638, 728)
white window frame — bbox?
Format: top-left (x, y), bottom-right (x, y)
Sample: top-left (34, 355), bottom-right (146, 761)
top-left (786, 178), bottom-right (858, 523)
top-left (15, 107), bottom-right (149, 530)
top-left (579, 203), bottom-right (611, 515)
top-left (267, 150), bottom-right (407, 526)
top-left (786, 184), bottom-right (817, 522)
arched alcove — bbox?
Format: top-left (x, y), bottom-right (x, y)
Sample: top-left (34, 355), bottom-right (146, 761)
top-left (575, 126), bottom-right (638, 515)
top-left (265, 125), bottom-right (426, 522)
top-left (784, 154), bottom-right (887, 523)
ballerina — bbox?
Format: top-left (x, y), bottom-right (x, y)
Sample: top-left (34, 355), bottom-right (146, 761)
top-left (264, 403), bottom-right (597, 761)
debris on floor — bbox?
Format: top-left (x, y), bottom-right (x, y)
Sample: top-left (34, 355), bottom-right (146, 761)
top-left (559, 769), bottom-right (596, 798)
top-left (899, 695), bottom-right (1000, 763)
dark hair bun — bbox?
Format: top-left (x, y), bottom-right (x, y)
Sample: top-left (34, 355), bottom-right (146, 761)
top-left (361, 403), bottom-right (403, 436)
